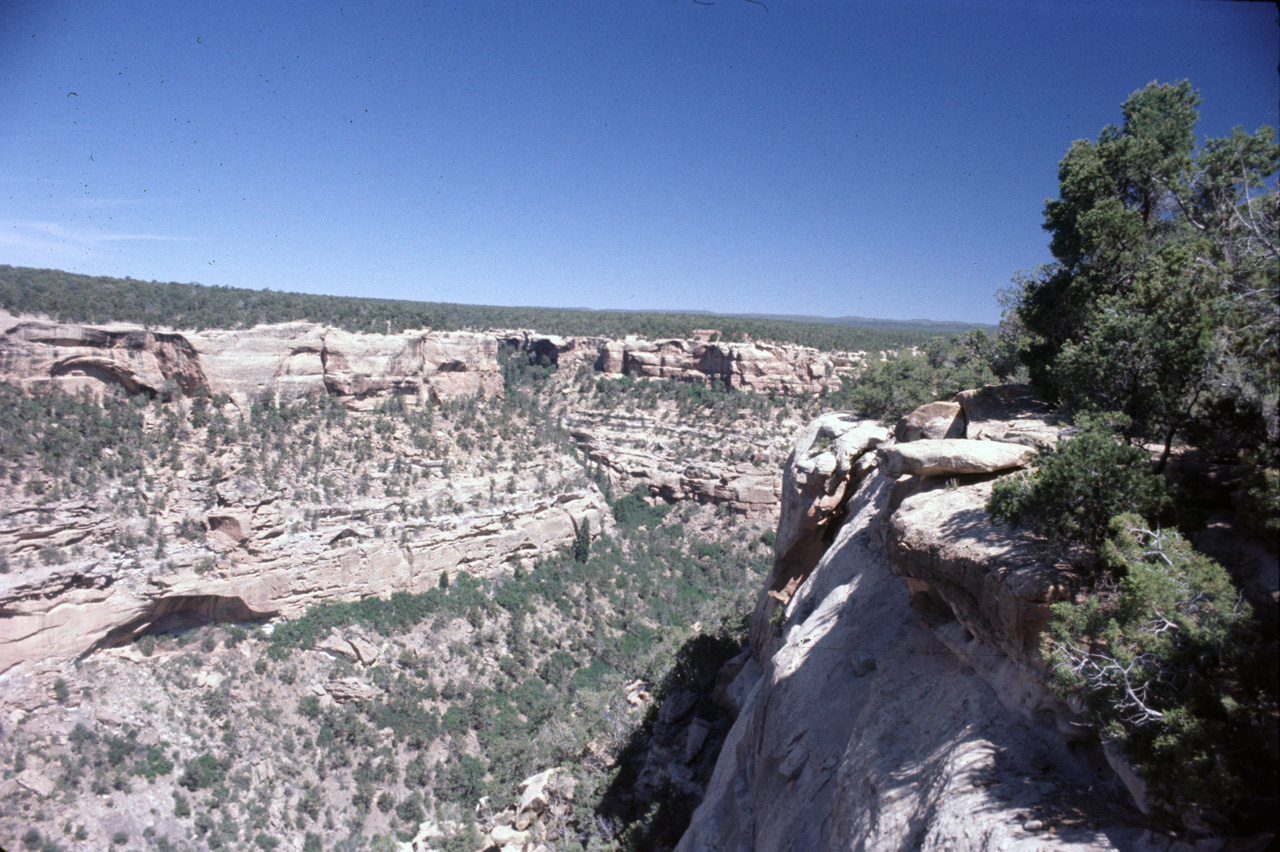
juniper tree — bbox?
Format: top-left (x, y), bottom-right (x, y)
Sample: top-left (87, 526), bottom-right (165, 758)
top-left (1015, 81), bottom-right (1279, 469)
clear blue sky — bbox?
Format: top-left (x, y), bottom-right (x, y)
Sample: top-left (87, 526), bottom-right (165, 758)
top-left (1, 0), bottom-right (1275, 324)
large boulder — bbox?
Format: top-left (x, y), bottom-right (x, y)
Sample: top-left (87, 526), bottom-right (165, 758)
top-left (894, 401), bottom-right (965, 442)
top-left (884, 479), bottom-right (1071, 657)
top-left (877, 439), bottom-right (1033, 478)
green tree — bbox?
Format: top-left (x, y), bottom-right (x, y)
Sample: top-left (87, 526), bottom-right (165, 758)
top-left (987, 416), bottom-right (1166, 565)
top-left (573, 517), bottom-right (591, 563)
top-left (1014, 81), bottom-right (1279, 468)
top-left (1042, 516), bottom-right (1276, 826)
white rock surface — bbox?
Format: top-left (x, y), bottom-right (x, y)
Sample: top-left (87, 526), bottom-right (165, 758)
top-left (679, 466), bottom-right (1152, 852)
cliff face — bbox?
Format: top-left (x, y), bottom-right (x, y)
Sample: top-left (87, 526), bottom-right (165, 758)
top-left (0, 314), bottom-right (825, 676)
top-left (678, 392), bottom-right (1179, 852)
top-left (0, 312), bottom-right (504, 410)
top-left (0, 486), bottom-right (609, 674)
top-left (504, 329), bottom-right (864, 395)
top-left (0, 313), bottom-right (866, 410)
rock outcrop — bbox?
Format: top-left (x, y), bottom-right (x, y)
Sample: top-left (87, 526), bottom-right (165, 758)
top-left (2, 313), bottom-right (870, 414)
top-left (677, 399), bottom-right (1192, 852)
top-left (0, 313), bottom-right (503, 410)
top-left (748, 413), bottom-right (888, 655)
top-left (564, 405), bottom-right (794, 516)
top-left (0, 487), bottom-right (608, 673)
top-left (506, 330), bottom-right (865, 394)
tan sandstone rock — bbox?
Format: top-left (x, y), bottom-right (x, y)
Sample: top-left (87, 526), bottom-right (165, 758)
top-left (894, 400), bottom-right (965, 442)
top-left (680, 466), bottom-right (1153, 852)
top-left (0, 312), bottom-right (504, 411)
top-left (877, 438), bottom-right (1033, 478)
top-left (748, 413), bottom-right (888, 656)
top-left (325, 678), bottom-right (377, 703)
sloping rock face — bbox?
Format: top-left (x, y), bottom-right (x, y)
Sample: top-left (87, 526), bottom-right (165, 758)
top-left (748, 413), bottom-right (888, 655)
top-left (0, 313), bottom-right (503, 409)
top-left (678, 404), bottom-right (1178, 852)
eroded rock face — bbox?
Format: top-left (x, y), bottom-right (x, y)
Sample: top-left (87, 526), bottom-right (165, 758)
top-left (877, 438), bottom-right (1034, 478)
top-left (748, 413), bottom-right (888, 656)
top-left (0, 313), bottom-right (504, 409)
top-left (894, 400), bottom-right (964, 442)
top-left (883, 479), bottom-right (1073, 660)
top-left (679, 470), bottom-right (1143, 852)
top-left (564, 405), bottom-right (794, 516)
top-left (503, 328), bottom-right (864, 394)
top-left (681, 403), bottom-right (1165, 852)
top-left (0, 485), bottom-right (610, 673)
top-left (618, 338), bottom-right (850, 394)
top-left (0, 319), bottom-right (207, 397)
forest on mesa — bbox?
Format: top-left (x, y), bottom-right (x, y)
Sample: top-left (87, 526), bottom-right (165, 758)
top-left (0, 265), bottom-right (982, 352)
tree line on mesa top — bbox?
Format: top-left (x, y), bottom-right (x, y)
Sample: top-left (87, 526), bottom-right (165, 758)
top-left (0, 264), bottom-right (975, 353)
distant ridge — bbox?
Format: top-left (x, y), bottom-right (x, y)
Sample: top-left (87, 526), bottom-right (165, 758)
top-left (723, 312), bottom-right (994, 334)
top-left (581, 307), bottom-right (993, 335)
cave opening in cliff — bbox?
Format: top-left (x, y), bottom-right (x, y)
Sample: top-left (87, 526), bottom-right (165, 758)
top-left (85, 594), bottom-right (277, 655)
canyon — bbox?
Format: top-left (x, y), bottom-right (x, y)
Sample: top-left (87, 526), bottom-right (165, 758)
top-left (0, 312), bottom-right (1272, 852)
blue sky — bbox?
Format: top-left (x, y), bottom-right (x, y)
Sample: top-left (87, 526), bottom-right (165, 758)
top-left (1, 1), bottom-right (1275, 324)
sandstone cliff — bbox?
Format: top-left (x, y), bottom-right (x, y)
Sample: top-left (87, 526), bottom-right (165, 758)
top-left (0, 313), bottom-right (863, 414)
top-left (677, 392), bottom-right (1205, 852)
top-left (0, 312), bottom-right (504, 411)
top-left (0, 314), bottom-right (829, 677)
top-left (504, 329), bottom-right (864, 394)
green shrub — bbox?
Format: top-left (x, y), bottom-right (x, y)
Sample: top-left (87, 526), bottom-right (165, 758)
top-left (610, 488), bottom-right (670, 530)
top-left (395, 794), bottom-right (425, 825)
top-left (986, 416), bottom-right (1165, 564)
top-left (1238, 447), bottom-right (1280, 552)
top-left (1043, 515), bottom-right (1276, 827)
top-left (132, 744), bottom-right (174, 780)
top-left (828, 334), bottom-right (999, 422)
top-left (178, 753), bottom-right (223, 791)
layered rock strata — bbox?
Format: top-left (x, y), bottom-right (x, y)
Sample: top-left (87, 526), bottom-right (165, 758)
top-left (0, 313), bottom-right (504, 411)
top-left (1, 314), bottom-right (867, 414)
top-left (505, 329), bottom-right (865, 394)
top-left (0, 484), bottom-right (608, 673)
top-left (564, 406), bottom-right (794, 516)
